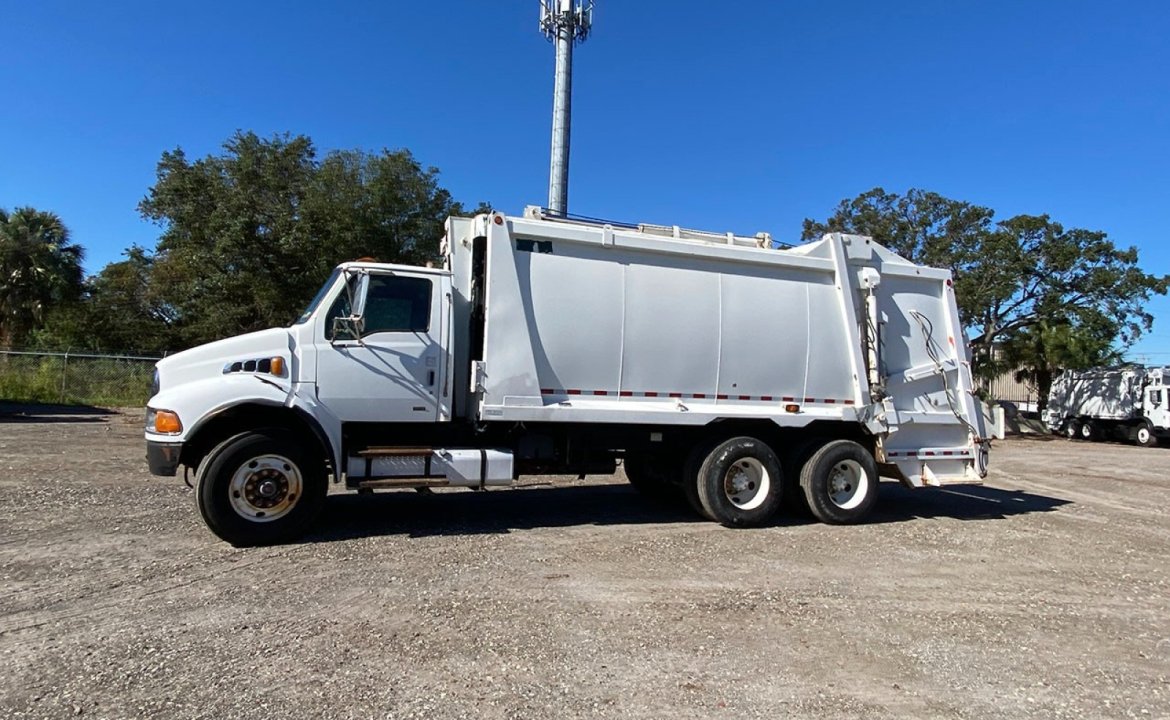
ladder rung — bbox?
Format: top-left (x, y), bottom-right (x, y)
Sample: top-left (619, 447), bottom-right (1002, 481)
top-left (357, 478), bottom-right (449, 489)
top-left (358, 447), bottom-right (433, 458)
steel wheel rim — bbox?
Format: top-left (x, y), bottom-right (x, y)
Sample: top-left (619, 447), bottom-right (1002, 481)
top-left (828, 459), bottom-right (868, 510)
top-left (722, 457), bottom-right (770, 511)
top-left (228, 454), bottom-right (302, 522)
top-left (1080, 423), bottom-right (1093, 439)
top-left (1065, 423), bottom-right (1077, 438)
top-left (1138, 426), bottom-right (1151, 444)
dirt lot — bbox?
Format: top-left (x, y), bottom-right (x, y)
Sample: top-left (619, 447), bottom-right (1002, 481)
top-left (1, 408), bottom-right (1168, 719)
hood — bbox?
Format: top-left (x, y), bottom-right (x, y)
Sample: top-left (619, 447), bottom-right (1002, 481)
top-left (156, 327), bottom-right (293, 389)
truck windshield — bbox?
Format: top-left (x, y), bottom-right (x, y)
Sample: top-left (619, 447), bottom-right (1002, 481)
top-left (293, 268), bottom-right (342, 325)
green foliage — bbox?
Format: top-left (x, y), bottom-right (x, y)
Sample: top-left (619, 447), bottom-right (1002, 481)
top-left (803, 188), bottom-right (1169, 385)
top-left (138, 131), bottom-right (484, 347)
top-left (0, 353), bottom-right (155, 406)
top-left (33, 247), bottom-right (177, 355)
top-left (0, 207), bottom-right (85, 347)
top-left (998, 314), bottom-right (1123, 409)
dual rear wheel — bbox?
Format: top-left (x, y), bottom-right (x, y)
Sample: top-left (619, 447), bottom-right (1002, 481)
top-left (626, 436), bottom-right (879, 527)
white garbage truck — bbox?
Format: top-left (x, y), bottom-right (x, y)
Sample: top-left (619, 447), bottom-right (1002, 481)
top-left (1045, 366), bottom-right (1170, 446)
top-left (145, 207), bottom-right (999, 545)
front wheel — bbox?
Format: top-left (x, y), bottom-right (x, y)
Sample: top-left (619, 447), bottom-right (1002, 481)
top-left (196, 428), bottom-right (327, 546)
top-left (799, 440), bottom-right (879, 525)
top-left (1079, 420), bottom-right (1099, 441)
top-left (1134, 421), bottom-right (1158, 447)
top-left (1063, 419), bottom-right (1081, 439)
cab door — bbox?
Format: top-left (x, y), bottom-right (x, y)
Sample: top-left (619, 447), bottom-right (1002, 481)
top-left (1146, 385), bottom-right (1169, 430)
top-left (315, 269), bottom-right (449, 423)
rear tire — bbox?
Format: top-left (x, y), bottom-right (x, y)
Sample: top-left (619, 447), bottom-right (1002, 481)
top-left (799, 440), bottom-right (879, 525)
top-left (695, 436), bottom-right (784, 528)
top-left (196, 428), bottom-right (327, 547)
top-left (682, 440), bottom-right (717, 520)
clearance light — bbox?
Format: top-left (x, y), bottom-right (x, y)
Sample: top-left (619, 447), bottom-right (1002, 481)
top-left (153, 409), bottom-right (183, 434)
top-left (270, 356), bottom-right (285, 376)
top-left (784, 404), bottom-right (801, 413)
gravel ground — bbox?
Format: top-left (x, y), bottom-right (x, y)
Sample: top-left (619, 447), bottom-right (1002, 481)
top-left (1, 406), bottom-right (1168, 719)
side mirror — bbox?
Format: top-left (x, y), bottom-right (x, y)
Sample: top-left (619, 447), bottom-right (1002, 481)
top-left (330, 315), bottom-right (364, 343)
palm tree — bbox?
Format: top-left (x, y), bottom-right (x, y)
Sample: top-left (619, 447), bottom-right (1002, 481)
top-left (0, 207), bottom-right (85, 347)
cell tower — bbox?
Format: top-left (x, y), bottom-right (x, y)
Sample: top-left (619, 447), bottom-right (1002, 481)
top-left (540, 0), bottom-right (593, 216)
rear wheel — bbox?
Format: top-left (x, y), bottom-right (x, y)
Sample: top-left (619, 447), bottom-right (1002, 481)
top-left (196, 428), bottom-right (327, 546)
top-left (799, 440), bottom-right (879, 525)
top-left (695, 436), bottom-right (784, 527)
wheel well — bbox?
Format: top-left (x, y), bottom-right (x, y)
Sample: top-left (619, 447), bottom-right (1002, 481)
top-left (181, 404), bottom-right (330, 475)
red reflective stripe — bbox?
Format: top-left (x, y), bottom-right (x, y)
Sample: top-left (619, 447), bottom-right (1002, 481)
top-left (716, 394), bottom-right (729, 400)
top-left (692, 393), bottom-right (706, 399)
top-left (593, 390), bottom-right (608, 396)
top-left (782, 396), bottom-right (795, 402)
top-left (540, 388), bottom-right (555, 395)
top-left (803, 397), bottom-right (815, 403)
top-left (824, 399), bottom-right (837, 404)
top-left (924, 451), bottom-right (936, 456)
top-left (644, 391), bottom-right (659, 397)
top-left (619, 390), bottom-right (633, 397)
top-left (843, 399), bottom-right (856, 405)
top-left (669, 392), bottom-right (683, 398)
top-left (738, 395), bottom-right (751, 400)
top-left (567, 389), bottom-right (581, 395)
top-left (760, 395), bottom-right (773, 401)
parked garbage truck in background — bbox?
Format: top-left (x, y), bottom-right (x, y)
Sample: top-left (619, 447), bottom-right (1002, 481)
top-left (145, 207), bottom-right (1001, 545)
top-left (1046, 366), bottom-right (1170, 446)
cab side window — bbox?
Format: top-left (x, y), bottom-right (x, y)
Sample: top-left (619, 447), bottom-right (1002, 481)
top-left (363, 275), bottom-right (432, 334)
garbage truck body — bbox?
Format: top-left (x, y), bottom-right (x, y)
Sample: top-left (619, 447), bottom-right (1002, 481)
top-left (1045, 366), bottom-right (1170, 446)
top-left (145, 208), bottom-right (999, 545)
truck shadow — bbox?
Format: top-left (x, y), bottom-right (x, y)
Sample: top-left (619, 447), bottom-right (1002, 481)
top-left (0, 403), bottom-right (115, 424)
top-left (306, 481), bottom-right (1070, 543)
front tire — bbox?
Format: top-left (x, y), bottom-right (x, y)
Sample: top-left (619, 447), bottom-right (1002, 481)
top-left (799, 440), bottom-right (879, 525)
top-left (1063, 419), bottom-right (1081, 439)
top-left (1134, 421), bottom-right (1158, 447)
top-left (196, 428), bottom-right (327, 546)
top-left (1079, 420), bottom-right (1098, 441)
top-left (695, 436), bottom-right (784, 527)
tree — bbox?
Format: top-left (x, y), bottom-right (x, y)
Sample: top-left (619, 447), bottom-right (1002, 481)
top-left (0, 207), bottom-right (85, 347)
top-left (997, 313), bottom-right (1123, 409)
top-left (803, 188), bottom-right (1168, 395)
top-left (139, 131), bottom-right (484, 347)
top-left (35, 247), bottom-right (177, 355)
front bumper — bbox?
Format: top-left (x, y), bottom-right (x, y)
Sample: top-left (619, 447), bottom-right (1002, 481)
top-left (146, 440), bottom-right (183, 476)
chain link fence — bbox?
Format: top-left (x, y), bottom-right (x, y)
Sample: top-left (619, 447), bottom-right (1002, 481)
top-left (0, 349), bottom-right (163, 407)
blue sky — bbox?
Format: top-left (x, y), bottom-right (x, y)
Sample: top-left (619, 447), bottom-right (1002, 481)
top-left (2, 1), bottom-right (1168, 359)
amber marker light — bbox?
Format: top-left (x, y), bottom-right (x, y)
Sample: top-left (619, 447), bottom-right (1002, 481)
top-left (270, 357), bottom-right (285, 376)
top-left (154, 410), bottom-right (183, 434)
top-left (784, 404), bottom-right (801, 413)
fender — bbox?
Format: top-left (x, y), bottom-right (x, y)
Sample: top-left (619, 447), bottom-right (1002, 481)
top-left (146, 374), bottom-right (343, 477)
